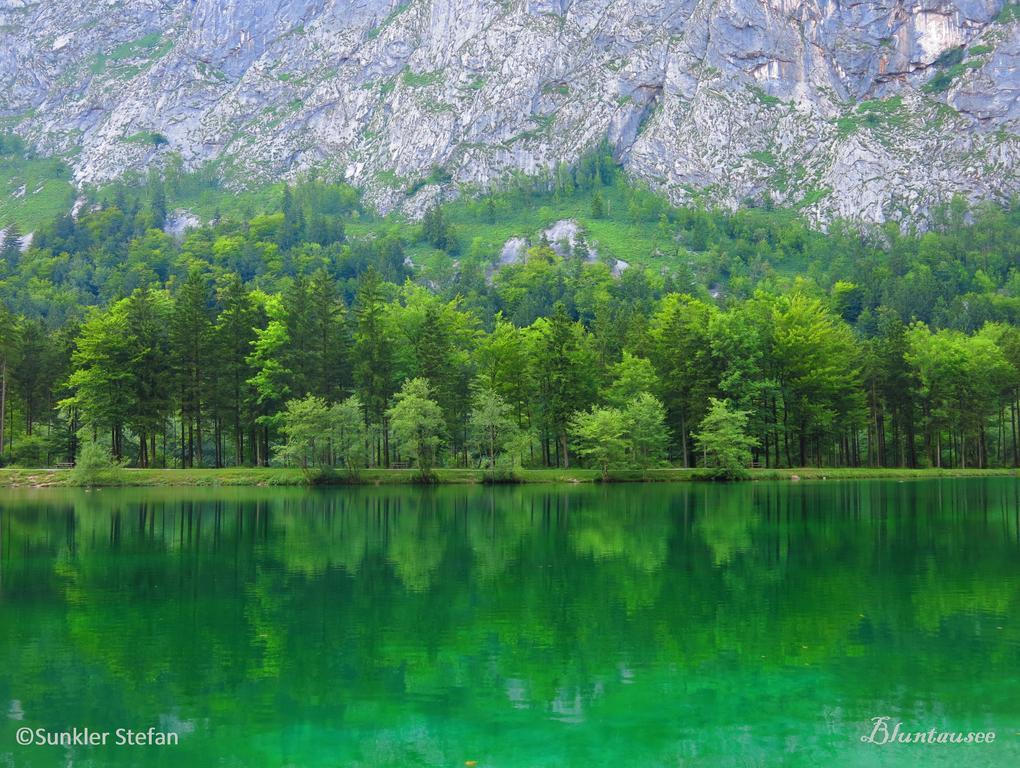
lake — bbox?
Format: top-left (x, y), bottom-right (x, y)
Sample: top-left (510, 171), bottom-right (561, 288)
top-left (1, 480), bottom-right (1018, 767)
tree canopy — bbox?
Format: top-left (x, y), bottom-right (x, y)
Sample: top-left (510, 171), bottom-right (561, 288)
top-left (1, 166), bottom-right (1019, 474)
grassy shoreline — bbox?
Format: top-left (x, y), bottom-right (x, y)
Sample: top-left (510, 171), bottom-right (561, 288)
top-left (0, 466), bottom-right (1017, 488)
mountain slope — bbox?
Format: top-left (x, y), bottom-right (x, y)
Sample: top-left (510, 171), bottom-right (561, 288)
top-left (1, 0), bottom-right (1017, 224)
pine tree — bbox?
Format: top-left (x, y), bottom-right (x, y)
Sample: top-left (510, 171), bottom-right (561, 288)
top-left (125, 286), bottom-right (172, 467)
top-left (146, 169), bottom-right (167, 230)
top-left (1, 224), bottom-right (22, 270)
top-left (214, 275), bottom-right (260, 465)
top-left (307, 269), bottom-right (348, 402)
top-left (0, 306), bottom-right (18, 457)
top-left (530, 303), bottom-right (593, 467)
top-left (277, 185), bottom-right (305, 250)
top-left (172, 269), bottom-right (214, 467)
top-left (353, 268), bottom-right (396, 465)
top-left (281, 274), bottom-right (313, 398)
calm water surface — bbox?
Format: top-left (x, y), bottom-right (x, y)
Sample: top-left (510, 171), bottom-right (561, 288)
top-left (1, 480), bottom-right (1018, 767)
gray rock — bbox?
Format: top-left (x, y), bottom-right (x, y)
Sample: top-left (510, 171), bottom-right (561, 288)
top-left (164, 209), bottom-right (201, 240)
top-left (0, 0), bottom-right (1016, 225)
top-left (499, 237), bottom-right (529, 266)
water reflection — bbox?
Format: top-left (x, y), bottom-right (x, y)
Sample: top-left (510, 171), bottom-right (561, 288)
top-left (0, 481), bottom-right (1018, 767)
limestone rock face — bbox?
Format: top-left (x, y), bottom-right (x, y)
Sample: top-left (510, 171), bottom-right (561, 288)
top-left (1, 0), bottom-right (1017, 224)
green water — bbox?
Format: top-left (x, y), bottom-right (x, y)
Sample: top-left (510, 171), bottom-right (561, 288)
top-left (0, 480), bottom-right (1018, 767)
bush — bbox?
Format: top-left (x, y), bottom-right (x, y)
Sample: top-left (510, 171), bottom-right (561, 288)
top-left (304, 467), bottom-right (360, 485)
top-left (693, 398), bottom-right (759, 481)
top-left (71, 438), bottom-right (122, 486)
top-left (481, 467), bottom-right (520, 484)
top-left (10, 435), bottom-right (48, 467)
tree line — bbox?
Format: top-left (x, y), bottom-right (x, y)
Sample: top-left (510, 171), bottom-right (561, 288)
top-left (4, 261), bottom-right (1020, 474)
top-left (2, 155), bottom-right (1020, 473)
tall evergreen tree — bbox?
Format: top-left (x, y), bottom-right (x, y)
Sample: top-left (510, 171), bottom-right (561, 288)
top-left (307, 269), bottom-right (348, 402)
top-left (125, 286), bottom-right (172, 466)
top-left (171, 269), bottom-right (214, 466)
top-left (529, 303), bottom-right (594, 467)
top-left (353, 268), bottom-right (396, 465)
top-left (648, 295), bottom-right (720, 466)
top-left (215, 275), bottom-right (260, 465)
top-left (0, 306), bottom-right (18, 457)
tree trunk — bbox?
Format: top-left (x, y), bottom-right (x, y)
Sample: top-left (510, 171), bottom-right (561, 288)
top-left (771, 395), bottom-right (780, 469)
top-left (1007, 395), bottom-right (1015, 467)
top-left (876, 407), bottom-right (886, 467)
top-left (235, 412), bottom-right (243, 466)
top-left (979, 423), bottom-right (987, 469)
top-left (0, 356), bottom-right (6, 460)
top-left (196, 400), bottom-right (204, 467)
top-left (781, 398), bottom-right (792, 467)
top-left (680, 412), bottom-right (689, 468)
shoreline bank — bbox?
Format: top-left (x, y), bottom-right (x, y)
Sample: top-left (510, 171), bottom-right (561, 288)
top-left (1, 466), bottom-right (1017, 488)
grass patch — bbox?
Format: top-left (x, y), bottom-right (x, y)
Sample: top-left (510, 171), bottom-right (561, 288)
top-left (924, 47), bottom-right (986, 93)
top-left (795, 186), bottom-right (831, 209)
top-left (423, 99), bottom-right (455, 114)
top-left (510, 113), bottom-right (558, 143)
top-left (169, 179), bottom-right (285, 223)
top-left (748, 150), bottom-right (777, 166)
top-left (366, 1), bottom-right (411, 40)
top-left (110, 32), bottom-right (162, 61)
top-left (542, 82), bottom-right (570, 96)
top-left (995, 2), bottom-right (1019, 22)
top-left (376, 169), bottom-right (409, 189)
top-left (925, 60), bottom-right (983, 93)
top-left (835, 96), bottom-right (908, 137)
top-left (858, 95), bottom-right (904, 115)
top-left (197, 62), bottom-right (228, 82)
top-left (90, 33), bottom-right (172, 76)
top-left (835, 116), bottom-right (858, 138)
top-left (750, 86), bottom-right (781, 107)
top-left (402, 68), bottom-right (444, 88)
top-left (0, 150), bottom-right (76, 230)
top-left (2, 466), bottom-right (1016, 488)
top-left (123, 131), bottom-right (169, 146)
top-left (90, 163), bottom-right (288, 225)
top-left (406, 165), bottom-right (452, 195)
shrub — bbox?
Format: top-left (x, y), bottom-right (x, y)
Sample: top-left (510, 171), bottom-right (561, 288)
top-left (71, 438), bottom-right (122, 486)
top-left (11, 435), bottom-right (48, 467)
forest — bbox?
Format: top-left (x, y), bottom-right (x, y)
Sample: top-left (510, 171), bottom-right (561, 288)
top-left (2, 141), bottom-right (1020, 476)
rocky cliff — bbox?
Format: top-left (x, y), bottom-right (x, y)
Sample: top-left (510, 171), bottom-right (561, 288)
top-left (1, 0), bottom-right (1017, 223)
